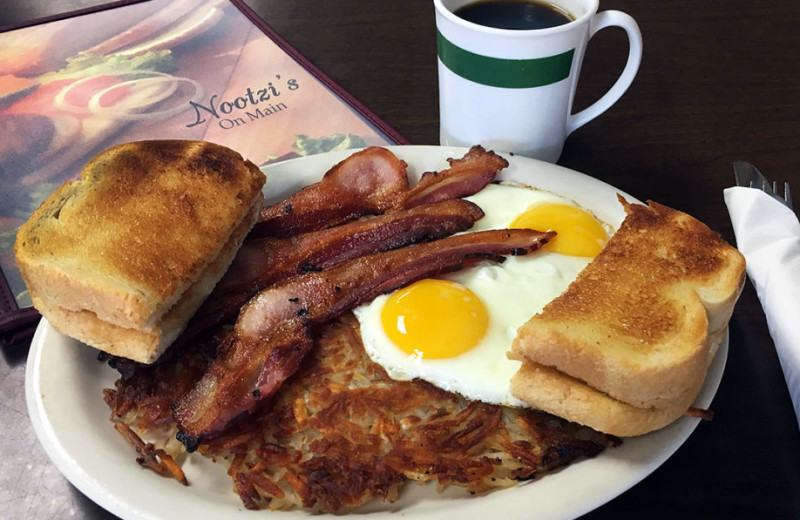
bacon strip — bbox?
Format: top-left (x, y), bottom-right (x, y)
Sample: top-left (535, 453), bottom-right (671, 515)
top-left (234, 228), bottom-right (552, 339)
top-left (173, 229), bottom-right (554, 450)
top-left (175, 323), bottom-right (313, 452)
top-left (686, 407), bottom-right (714, 421)
top-left (249, 146), bottom-right (507, 239)
top-left (399, 145), bottom-right (508, 209)
top-left (177, 199), bottom-right (485, 347)
top-left (250, 147), bottom-right (409, 238)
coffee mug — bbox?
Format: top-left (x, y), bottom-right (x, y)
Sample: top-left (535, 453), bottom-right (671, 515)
top-left (434, 0), bottom-right (642, 162)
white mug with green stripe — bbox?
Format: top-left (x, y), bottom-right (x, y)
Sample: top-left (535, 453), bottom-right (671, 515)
top-left (434, 0), bottom-right (642, 162)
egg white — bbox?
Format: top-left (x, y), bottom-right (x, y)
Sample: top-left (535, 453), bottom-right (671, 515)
top-left (353, 183), bottom-right (607, 408)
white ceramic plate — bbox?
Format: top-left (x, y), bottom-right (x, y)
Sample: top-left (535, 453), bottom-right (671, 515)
top-left (25, 145), bottom-right (726, 520)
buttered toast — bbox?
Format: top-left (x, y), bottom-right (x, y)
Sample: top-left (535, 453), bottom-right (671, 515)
top-left (14, 140), bottom-right (266, 363)
top-left (509, 197), bottom-right (745, 435)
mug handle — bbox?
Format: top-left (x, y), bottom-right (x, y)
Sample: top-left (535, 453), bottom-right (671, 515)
top-left (566, 10), bottom-right (643, 135)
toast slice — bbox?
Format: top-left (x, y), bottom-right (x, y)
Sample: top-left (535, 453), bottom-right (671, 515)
top-left (15, 140), bottom-right (266, 363)
top-left (509, 198), bottom-right (745, 413)
top-left (510, 360), bottom-right (707, 437)
top-left (511, 326), bottom-right (729, 437)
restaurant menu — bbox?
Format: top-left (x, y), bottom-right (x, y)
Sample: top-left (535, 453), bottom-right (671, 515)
top-left (0, 0), bottom-right (406, 343)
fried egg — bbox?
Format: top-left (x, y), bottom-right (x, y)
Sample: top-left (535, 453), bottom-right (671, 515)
top-left (353, 182), bottom-right (610, 407)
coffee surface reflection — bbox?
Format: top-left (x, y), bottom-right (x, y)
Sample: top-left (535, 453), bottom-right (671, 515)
top-left (454, 0), bottom-right (574, 30)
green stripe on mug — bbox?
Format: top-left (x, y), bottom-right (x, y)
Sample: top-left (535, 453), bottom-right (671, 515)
top-left (437, 30), bottom-right (574, 88)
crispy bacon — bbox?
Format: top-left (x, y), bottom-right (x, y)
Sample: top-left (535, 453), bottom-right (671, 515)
top-left (249, 146), bottom-right (507, 239)
top-left (173, 229), bottom-right (554, 450)
top-left (175, 324), bottom-right (313, 452)
top-left (177, 199), bottom-right (484, 348)
top-left (250, 147), bottom-right (409, 238)
top-left (399, 145), bottom-right (508, 209)
top-left (687, 407), bottom-right (714, 421)
top-left (234, 228), bottom-right (553, 339)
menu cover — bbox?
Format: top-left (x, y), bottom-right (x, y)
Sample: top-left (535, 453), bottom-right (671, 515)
top-left (0, 0), bottom-right (407, 344)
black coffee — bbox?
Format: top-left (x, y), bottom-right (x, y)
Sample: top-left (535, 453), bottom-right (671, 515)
top-left (454, 0), bottom-right (573, 30)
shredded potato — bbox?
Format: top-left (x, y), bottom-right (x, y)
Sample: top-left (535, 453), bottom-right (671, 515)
top-left (104, 314), bottom-right (615, 512)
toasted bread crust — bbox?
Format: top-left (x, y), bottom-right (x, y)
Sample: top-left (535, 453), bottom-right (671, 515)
top-left (510, 359), bottom-right (706, 437)
top-left (15, 140), bottom-right (265, 331)
top-left (15, 140), bottom-right (266, 362)
top-left (510, 198), bottom-right (745, 409)
top-left (29, 193), bottom-right (262, 363)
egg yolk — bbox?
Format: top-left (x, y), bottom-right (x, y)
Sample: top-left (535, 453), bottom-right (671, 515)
top-left (510, 202), bottom-right (608, 257)
top-left (380, 279), bottom-right (489, 359)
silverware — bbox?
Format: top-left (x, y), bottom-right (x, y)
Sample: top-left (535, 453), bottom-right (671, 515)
top-left (733, 161), bottom-right (794, 209)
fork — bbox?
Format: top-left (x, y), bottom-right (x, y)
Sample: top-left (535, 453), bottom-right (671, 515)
top-left (769, 180), bottom-right (793, 209)
top-left (733, 161), bottom-right (794, 210)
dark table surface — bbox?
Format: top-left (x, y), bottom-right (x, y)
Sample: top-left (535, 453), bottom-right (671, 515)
top-left (2, 0), bottom-right (800, 519)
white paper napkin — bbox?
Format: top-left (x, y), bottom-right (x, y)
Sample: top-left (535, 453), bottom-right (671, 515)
top-left (724, 186), bottom-right (800, 430)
